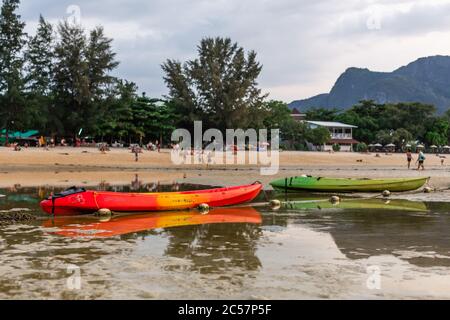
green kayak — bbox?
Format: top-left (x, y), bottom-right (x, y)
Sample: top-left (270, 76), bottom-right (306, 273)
top-left (270, 176), bottom-right (428, 192)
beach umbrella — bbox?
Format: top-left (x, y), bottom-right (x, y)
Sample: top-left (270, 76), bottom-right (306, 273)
top-left (368, 144), bottom-right (375, 147)
top-left (374, 143), bottom-right (382, 147)
top-left (430, 145), bottom-right (438, 149)
top-left (417, 144), bottom-right (424, 148)
top-left (405, 143), bottom-right (411, 147)
top-left (385, 143), bottom-right (395, 147)
top-left (444, 146), bottom-right (450, 149)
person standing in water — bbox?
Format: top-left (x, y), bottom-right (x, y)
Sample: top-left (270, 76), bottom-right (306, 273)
top-left (416, 150), bottom-right (425, 170)
top-left (406, 149), bottom-right (413, 169)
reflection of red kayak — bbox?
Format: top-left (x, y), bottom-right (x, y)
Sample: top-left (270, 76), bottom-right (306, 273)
top-left (42, 207), bottom-right (262, 238)
top-left (40, 183), bottom-right (262, 216)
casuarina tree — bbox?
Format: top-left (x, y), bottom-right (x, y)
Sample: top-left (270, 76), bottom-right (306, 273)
top-left (162, 37), bottom-right (266, 132)
top-left (24, 15), bottom-right (54, 132)
top-left (53, 21), bottom-right (119, 138)
top-left (0, 0), bottom-right (26, 144)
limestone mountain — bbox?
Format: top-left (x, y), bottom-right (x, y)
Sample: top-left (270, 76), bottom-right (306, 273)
top-left (289, 55), bottom-right (450, 113)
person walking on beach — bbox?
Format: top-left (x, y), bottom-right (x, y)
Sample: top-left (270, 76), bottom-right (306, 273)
top-left (416, 151), bottom-right (425, 170)
top-left (133, 145), bottom-right (139, 162)
top-left (406, 149), bottom-right (413, 169)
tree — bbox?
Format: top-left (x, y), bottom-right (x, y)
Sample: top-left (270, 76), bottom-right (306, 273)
top-left (355, 142), bottom-right (368, 152)
top-left (332, 143), bottom-right (341, 152)
top-left (0, 0), bottom-right (26, 144)
top-left (162, 37), bottom-right (266, 132)
top-left (53, 21), bottom-right (119, 138)
top-left (131, 96), bottom-right (177, 145)
top-left (257, 100), bottom-right (313, 149)
top-left (382, 102), bottom-right (435, 139)
top-left (53, 21), bottom-right (90, 138)
top-left (425, 131), bottom-right (443, 146)
top-left (260, 100), bottom-right (292, 128)
top-left (25, 15), bottom-right (53, 94)
top-left (279, 118), bottom-right (309, 150)
top-left (392, 128), bottom-right (413, 147)
top-left (86, 26), bottom-right (119, 139)
top-left (96, 79), bottom-right (137, 142)
top-left (375, 130), bottom-right (393, 145)
top-left (259, 100), bottom-right (296, 140)
top-left (305, 107), bottom-right (339, 121)
top-left (306, 127), bottom-right (331, 148)
top-left (335, 101), bottom-right (439, 145)
top-left (336, 100), bottom-right (383, 143)
top-left (424, 118), bottom-right (449, 146)
top-left (86, 26), bottom-right (119, 99)
top-left (161, 62), bottom-right (198, 132)
top-left (24, 15), bottom-right (54, 132)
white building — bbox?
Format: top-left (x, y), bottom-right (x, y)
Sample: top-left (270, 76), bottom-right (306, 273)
top-left (306, 121), bottom-right (358, 152)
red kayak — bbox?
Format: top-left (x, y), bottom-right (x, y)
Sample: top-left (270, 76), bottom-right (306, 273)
top-left (40, 183), bottom-right (262, 216)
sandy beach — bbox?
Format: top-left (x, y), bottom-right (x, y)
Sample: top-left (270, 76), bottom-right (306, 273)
top-left (0, 146), bottom-right (447, 191)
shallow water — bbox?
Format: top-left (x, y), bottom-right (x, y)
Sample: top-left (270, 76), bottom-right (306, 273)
top-left (1, 183), bottom-right (450, 299)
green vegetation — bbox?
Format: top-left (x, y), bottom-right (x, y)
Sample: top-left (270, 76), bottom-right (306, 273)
top-left (308, 100), bottom-right (450, 147)
top-left (306, 127), bottom-right (332, 148)
top-left (355, 142), bottom-right (368, 152)
top-left (332, 143), bottom-right (341, 152)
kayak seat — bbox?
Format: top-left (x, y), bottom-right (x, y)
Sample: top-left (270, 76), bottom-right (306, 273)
top-left (52, 186), bottom-right (86, 199)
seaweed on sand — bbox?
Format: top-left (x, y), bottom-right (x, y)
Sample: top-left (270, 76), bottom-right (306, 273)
top-left (0, 211), bottom-right (36, 226)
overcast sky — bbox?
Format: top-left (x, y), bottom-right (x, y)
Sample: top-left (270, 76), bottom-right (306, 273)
top-left (19, 0), bottom-right (450, 103)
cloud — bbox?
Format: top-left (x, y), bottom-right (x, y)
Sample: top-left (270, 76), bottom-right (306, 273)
top-left (18, 0), bottom-right (450, 103)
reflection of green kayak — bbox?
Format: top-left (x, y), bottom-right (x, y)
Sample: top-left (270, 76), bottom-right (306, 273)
top-left (282, 198), bottom-right (428, 212)
top-left (270, 176), bottom-right (428, 192)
